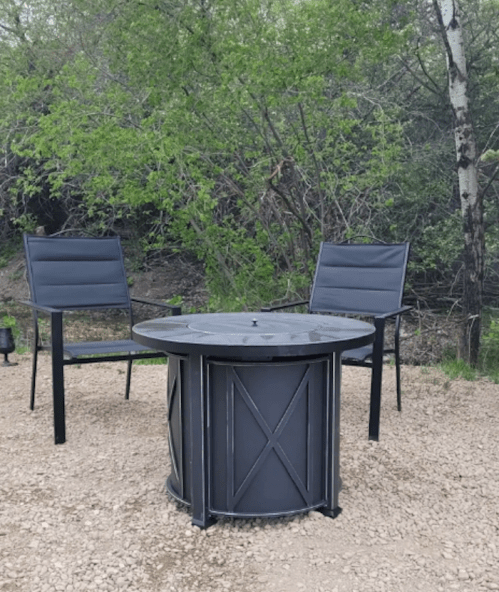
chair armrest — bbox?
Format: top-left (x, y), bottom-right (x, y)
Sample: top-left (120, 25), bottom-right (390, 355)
top-left (374, 305), bottom-right (413, 321)
top-left (131, 296), bottom-right (182, 316)
top-left (21, 300), bottom-right (63, 354)
top-left (20, 300), bottom-right (61, 315)
top-left (261, 300), bottom-right (309, 313)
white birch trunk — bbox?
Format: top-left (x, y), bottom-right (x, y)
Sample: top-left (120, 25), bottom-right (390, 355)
top-left (435, 0), bottom-right (483, 365)
top-left (439, 0), bottom-right (479, 214)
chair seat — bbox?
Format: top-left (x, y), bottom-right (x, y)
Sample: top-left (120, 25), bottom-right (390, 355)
top-left (341, 344), bottom-right (373, 362)
top-left (63, 339), bottom-right (155, 359)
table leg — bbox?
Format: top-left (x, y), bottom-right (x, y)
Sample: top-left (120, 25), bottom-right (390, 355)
top-left (188, 354), bottom-right (215, 528)
top-left (320, 352), bottom-right (342, 519)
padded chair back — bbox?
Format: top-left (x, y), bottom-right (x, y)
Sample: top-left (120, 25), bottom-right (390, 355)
top-left (24, 235), bottom-right (131, 310)
top-left (309, 242), bottom-right (410, 316)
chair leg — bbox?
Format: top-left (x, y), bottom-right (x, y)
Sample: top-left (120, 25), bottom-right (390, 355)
top-left (368, 318), bottom-right (385, 441)
top-left (125, 358), bottom-right (133, 399)
top-left (51, 312), bottom-right (66, 445)
top-left (30, 315), bottom-right (39, 410)
top-left (30, 343), bottom-right (39, 411)
top-left (395, 352), bottom-right (402, 412)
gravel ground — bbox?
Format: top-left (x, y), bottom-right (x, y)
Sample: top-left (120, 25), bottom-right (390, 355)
top-left (1, 354), bottom-right (499, 592)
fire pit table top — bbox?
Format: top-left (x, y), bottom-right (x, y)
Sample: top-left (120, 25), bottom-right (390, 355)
top-left (132, 312), bottom-right (375, 359)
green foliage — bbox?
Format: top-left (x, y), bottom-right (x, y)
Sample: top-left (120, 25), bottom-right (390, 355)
top-left (482, 150), bottom-right (499, 163)
top-left (0, 314), bottom-right (20, 342)
top-left (439, 356), bottom-right (477, 381)
top-left (479, 317), bottom-right (499, 382)
top-left (167, 295), bottom-right (183, 307)
top-left (0, 0), bottom-right (498, 316)
top-left (0, 313), bottom-right (17, 329)
top-left (7, 0), bottom-right (408, 305)
top-left (134, 357), bottom-right (168, 366)
top-left (439, 313), bottom-right (499, 383)
top-left (0, 241), bottom-right (21, 268)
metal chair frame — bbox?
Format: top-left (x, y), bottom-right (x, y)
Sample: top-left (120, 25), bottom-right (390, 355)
top-left (22, 233), bottom-right (182, 444)
top-left (262, 240), bottom-right (412, 441)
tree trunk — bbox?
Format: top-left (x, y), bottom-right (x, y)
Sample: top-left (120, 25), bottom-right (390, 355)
top-left (434, 0), bottom-right (484, 366)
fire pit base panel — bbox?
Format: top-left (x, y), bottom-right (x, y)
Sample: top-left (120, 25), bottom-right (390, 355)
top-left (166, 354), bottom-right (333, 519)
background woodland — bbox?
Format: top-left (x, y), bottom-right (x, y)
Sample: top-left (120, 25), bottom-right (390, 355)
top-left (1, 0), bottom-right (499, 355)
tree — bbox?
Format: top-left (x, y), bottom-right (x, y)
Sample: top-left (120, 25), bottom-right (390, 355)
top-left (2, 0), bottom-right (497, 320)
top-left (2, 0), bottom-right (410, 308)
top-left (433, 0), bottom-right (484, 365)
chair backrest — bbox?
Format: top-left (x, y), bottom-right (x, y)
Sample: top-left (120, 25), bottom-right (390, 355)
top-left (24, 234), bottom-right (132, 310)
top-left (309, 242), bottom-right (410, 316)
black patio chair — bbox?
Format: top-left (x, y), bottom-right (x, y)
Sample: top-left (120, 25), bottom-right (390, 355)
top-left (22, 234), bottom-right (182, 444)
top-left (262, 241), bottom-right (412, 441)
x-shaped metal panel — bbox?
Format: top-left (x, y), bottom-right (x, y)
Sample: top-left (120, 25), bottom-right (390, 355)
top-left (225, 365), bottom-right (314, 512)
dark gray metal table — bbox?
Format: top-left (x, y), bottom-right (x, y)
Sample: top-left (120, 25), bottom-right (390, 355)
top-left (132, 312), bottom-right (375, 528)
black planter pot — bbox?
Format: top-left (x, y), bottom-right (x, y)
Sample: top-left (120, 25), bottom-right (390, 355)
top-left (0, 327), bottom-right (17, 367)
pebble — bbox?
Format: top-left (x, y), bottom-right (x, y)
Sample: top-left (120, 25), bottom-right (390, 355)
top-left (2, 363), bottom-right (499, 592)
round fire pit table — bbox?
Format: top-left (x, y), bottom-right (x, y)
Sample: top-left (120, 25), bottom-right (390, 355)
top-left (132, 312), bottom-right (375, 528)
